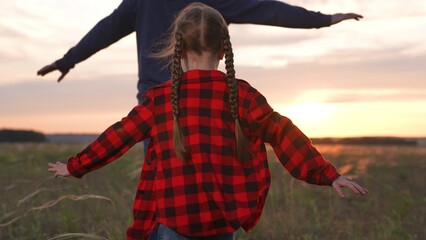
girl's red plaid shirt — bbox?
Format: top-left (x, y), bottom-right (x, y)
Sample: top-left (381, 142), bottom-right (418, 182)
top-left (66, 70), bottom-right (340, 240)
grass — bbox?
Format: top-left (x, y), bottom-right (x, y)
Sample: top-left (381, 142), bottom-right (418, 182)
top-left (0, 143), bottom-right (425, 239)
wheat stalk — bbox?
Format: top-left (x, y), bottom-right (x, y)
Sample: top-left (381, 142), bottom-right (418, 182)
top-left (17, 187), bottom-right (59, 207)
top-left (47, 233), bottom-right (108, 240)
top-left (0, 194), bottom-right (114, 228)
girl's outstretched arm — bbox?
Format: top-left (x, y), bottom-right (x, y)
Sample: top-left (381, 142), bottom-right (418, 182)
top-left (244, 86), bottom-right (368, 196)
top-left (48, 162), bottom-right (70, 178)
top-left (332, 175), bottom-right (368, 197)
top-left (48, 91), bottom-right (154, 179)
top-left (245, 89), bottom-right (339, 185)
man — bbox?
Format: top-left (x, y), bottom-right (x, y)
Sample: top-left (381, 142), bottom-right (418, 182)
top-left (37, 0), bottom-right (362, 104)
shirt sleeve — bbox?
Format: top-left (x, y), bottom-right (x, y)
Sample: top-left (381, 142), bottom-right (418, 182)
top-left (55, 0), bottom-right (138, 73)
top-left (66, 92), bottom-right (154, 178)
top-left (246, 88), bottom-right (340, 186)
top-left (207, 0), bottom-right (331, 28)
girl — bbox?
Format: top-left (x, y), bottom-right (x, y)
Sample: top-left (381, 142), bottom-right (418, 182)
top-left (48, 3), bottom-right (368, 240)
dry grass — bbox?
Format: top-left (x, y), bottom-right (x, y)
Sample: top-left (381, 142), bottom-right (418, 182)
top-left (47, 233), bottom-right (108, 240)
top-left (0, 142), bottom-right (425, 239)
top-left (1, 194), bottom-right (113, 228)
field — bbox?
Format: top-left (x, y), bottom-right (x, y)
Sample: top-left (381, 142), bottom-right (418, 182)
top-left (0, 143), bottom-right (425, 240)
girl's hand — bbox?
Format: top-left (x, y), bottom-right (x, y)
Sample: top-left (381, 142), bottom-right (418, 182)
top-left (48, 162), bottom-right (71, 178)
top-left (332, 176), bottom-right (368, 197)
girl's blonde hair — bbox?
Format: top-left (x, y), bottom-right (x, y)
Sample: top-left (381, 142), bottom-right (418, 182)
top-left (155, 3), bottom-right (251, 162)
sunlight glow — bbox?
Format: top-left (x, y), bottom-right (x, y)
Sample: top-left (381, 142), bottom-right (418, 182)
top-left (276, 102), bottom-right (339, 126)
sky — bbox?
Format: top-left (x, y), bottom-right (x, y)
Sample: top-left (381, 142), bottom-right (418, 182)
top-left (0, 0), bottom-right (425, 137)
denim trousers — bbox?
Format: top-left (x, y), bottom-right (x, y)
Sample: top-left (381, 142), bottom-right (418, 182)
top-left (153, 224), bottom-right (236, 240)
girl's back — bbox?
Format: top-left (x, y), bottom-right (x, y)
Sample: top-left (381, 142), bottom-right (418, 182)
top-left (144, 69), bottom-right (271, 235)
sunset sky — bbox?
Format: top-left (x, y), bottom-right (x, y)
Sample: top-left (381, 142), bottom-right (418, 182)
top-left (1, 0), bottom-right (425, 137)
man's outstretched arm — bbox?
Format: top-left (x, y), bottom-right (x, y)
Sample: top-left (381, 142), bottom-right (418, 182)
top-left (208, 0), bottom-right (362, 28)
top-left (37, 0), bottom-right (137, 82)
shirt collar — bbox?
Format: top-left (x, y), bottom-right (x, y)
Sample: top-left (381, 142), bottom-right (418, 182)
top-left (181, 69), bottom-right (226, 83)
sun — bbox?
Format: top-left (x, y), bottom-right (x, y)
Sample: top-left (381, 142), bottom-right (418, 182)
top-left (275, 102), bottom-right (339, 133)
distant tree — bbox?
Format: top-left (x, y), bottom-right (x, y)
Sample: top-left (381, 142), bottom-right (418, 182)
top-left (311, 137), bottom-right (418, 146)
top-left (0, 129), bottom-right (46, 142)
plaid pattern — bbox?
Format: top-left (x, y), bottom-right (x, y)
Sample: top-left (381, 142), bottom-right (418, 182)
top-left (67, 70), bottom-right (340, 239)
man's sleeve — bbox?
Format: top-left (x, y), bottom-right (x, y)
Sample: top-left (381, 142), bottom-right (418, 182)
top-left (246, 88), bottom-right (340, 186)
top-left (207, 0), bottom-right (331, 28)
top-left (55, 0), bottom-right (138, 73)
top-left (66, 92), bottom-right (154, 178)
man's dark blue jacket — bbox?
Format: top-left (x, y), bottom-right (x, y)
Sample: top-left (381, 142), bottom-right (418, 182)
top-left (55, 0), bottom-right (331, 103)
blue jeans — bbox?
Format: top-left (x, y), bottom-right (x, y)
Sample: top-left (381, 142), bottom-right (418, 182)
top-left (156, 224), bottom-right (236, 240)
top-left (149, 224), bottom-right (159, 240)
top-left (143, 139), bottom-right (150, 155)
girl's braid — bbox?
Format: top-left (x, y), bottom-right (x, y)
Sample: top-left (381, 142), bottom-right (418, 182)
top-left (171, 32), bottom-right (189, 161)
top-left (171, 32), bottom-right (182, 119)
top-left (223, 32), bottom-right (251, 162)
top-left (223, 33), bottom-right (238, 120)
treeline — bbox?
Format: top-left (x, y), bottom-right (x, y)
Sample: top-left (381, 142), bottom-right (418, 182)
top-left (311, 137), bottom-right (418, 146)
top-left (0, 129), bottom-right (421, 146)
top-left (0, 129), bottom-right (46, 143)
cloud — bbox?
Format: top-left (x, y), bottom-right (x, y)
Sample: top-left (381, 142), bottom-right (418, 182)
top-left (0, 74), bottom-right (138, 117)
top-left (296, 89), bottom-right (426, 103)
top-left (227, 2), bottom-right (426, 69)
top-left (0, 2), bottom-right (45, 22)
top-left (0, 25), bottom-right (28, 40)
top-left (229, 24), bottom-right (323, 47)
top-left (231, 46), bottom-right (426, 105)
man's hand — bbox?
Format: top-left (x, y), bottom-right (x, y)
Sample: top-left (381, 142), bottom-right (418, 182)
top-left (332, 175), bottom-right (368, 197)
top-left (48, 162), bottom-right (71, 178)
top-left (331, 13), bottom-right (363, 25)
top-left (37, 63), bottom-right (68, 82)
